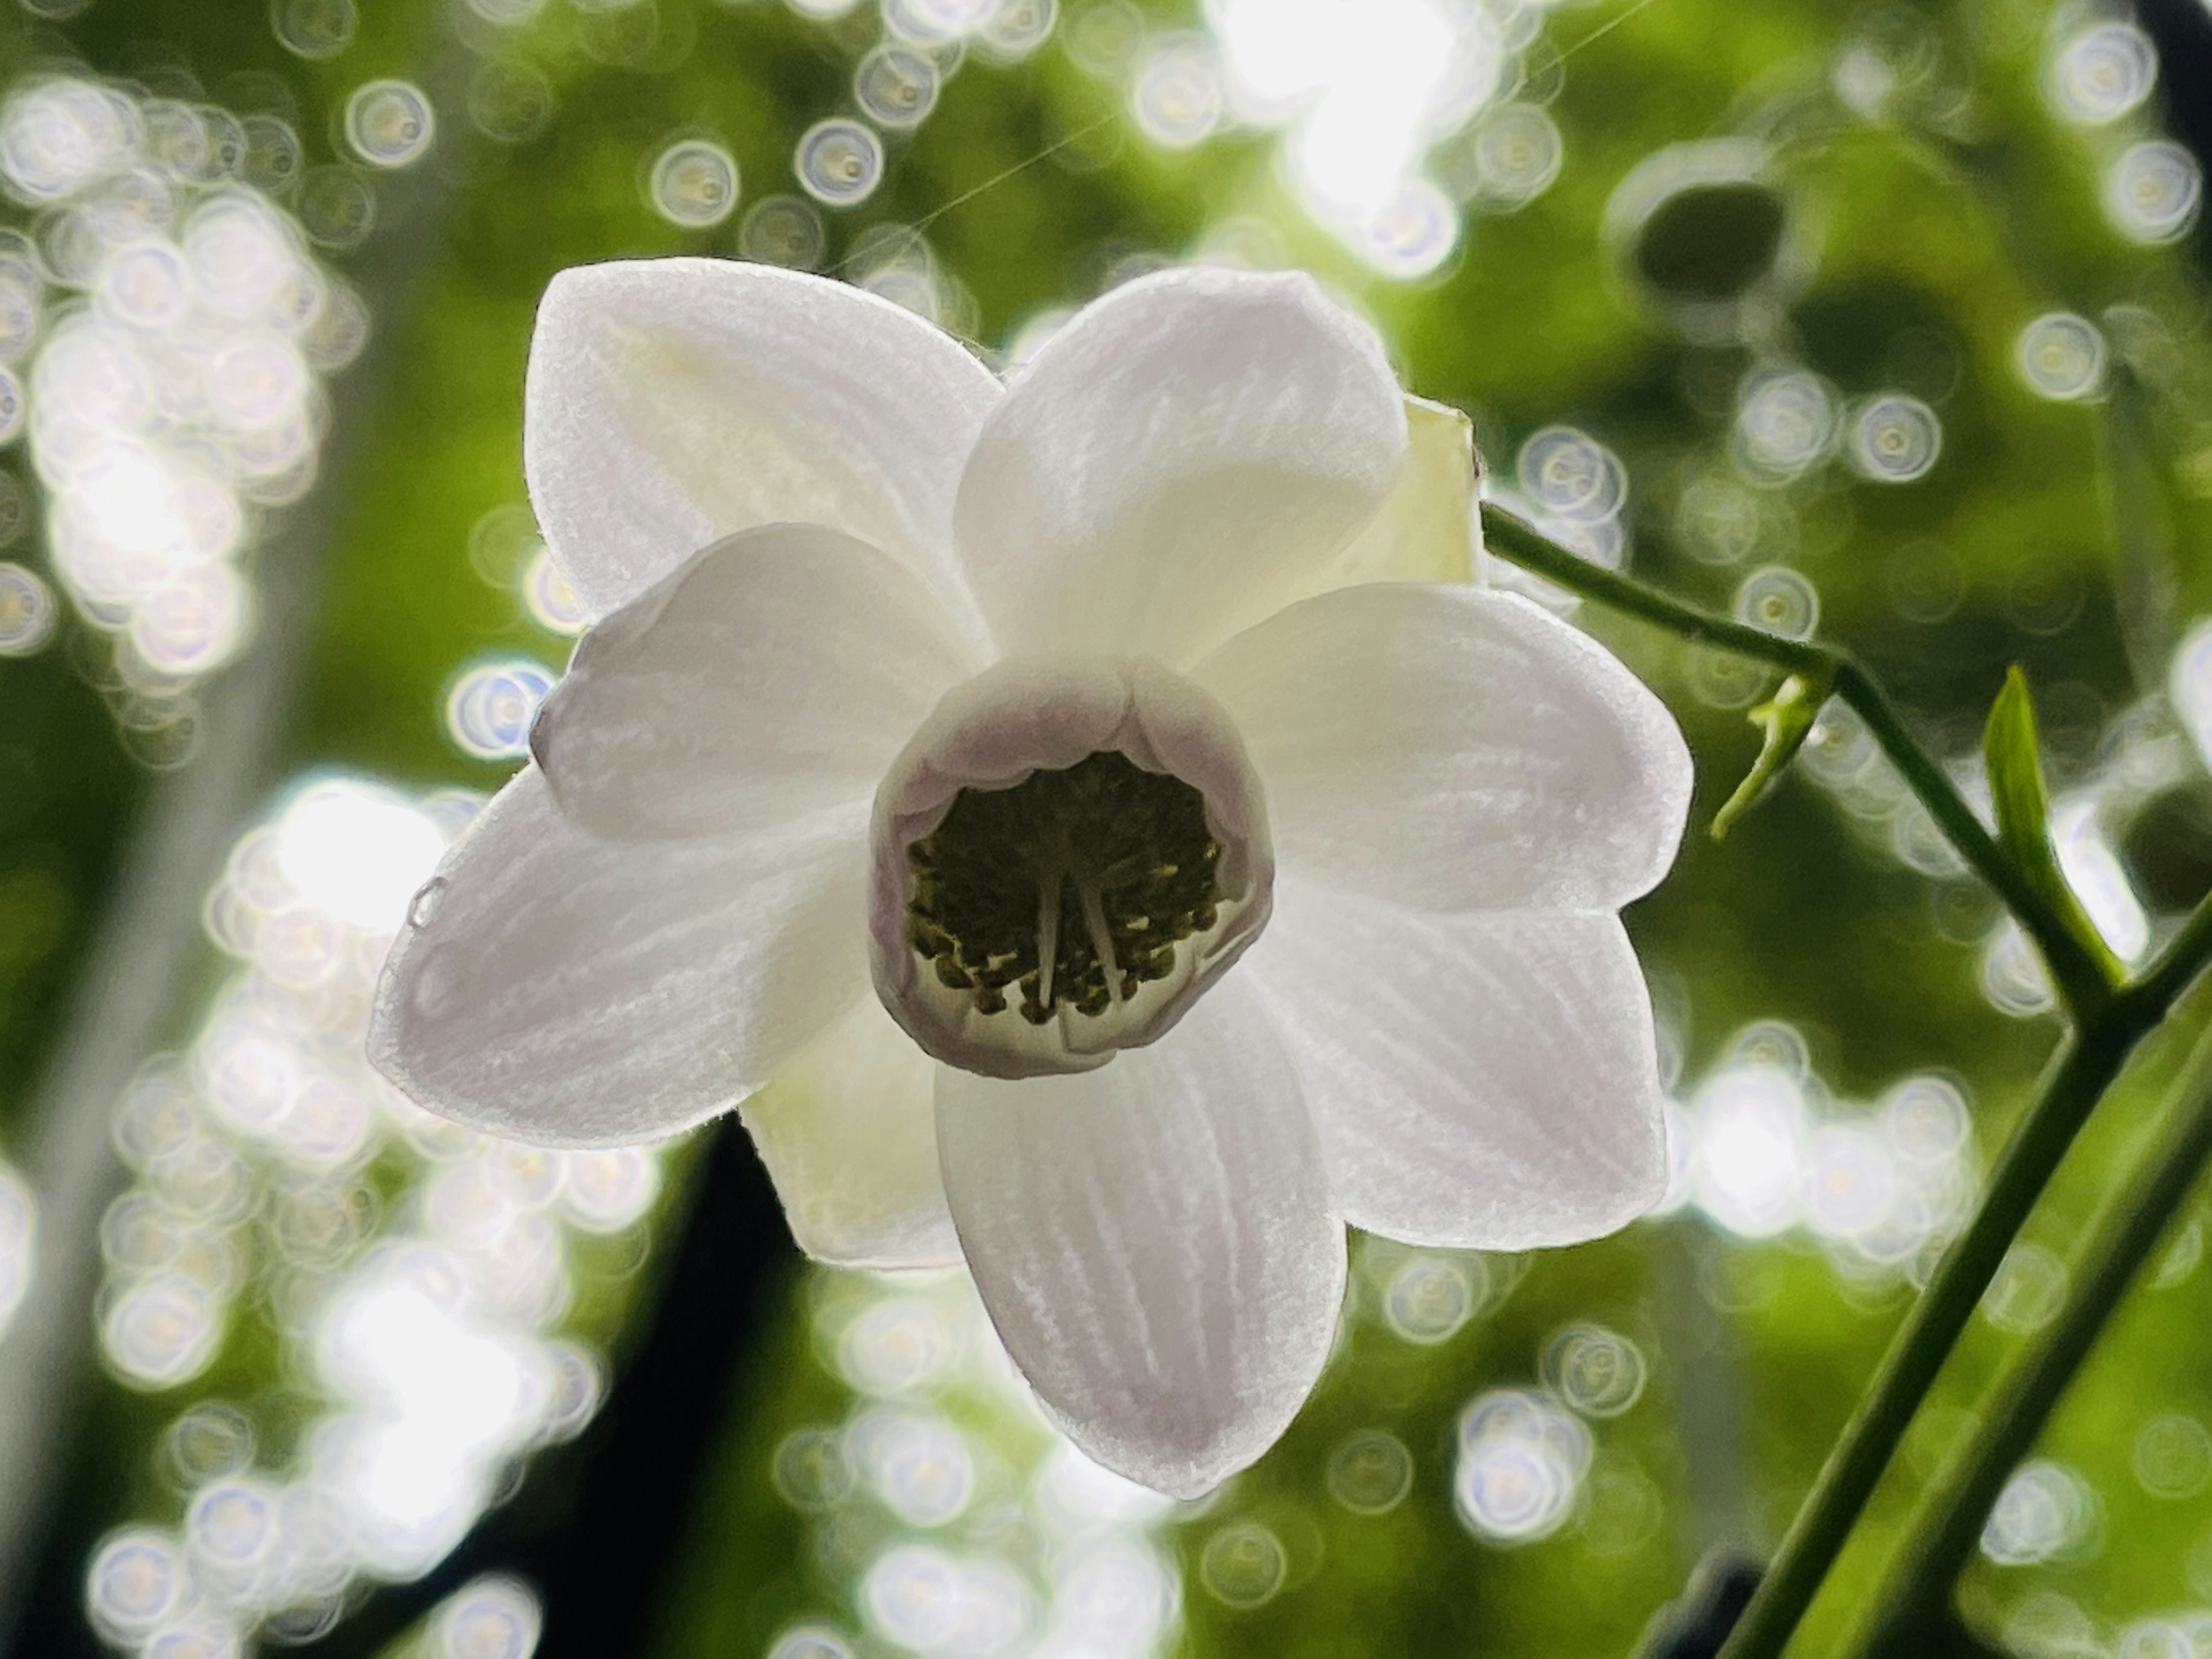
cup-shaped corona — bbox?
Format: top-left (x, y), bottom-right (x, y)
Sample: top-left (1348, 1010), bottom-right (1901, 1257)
top-left (869, 656), bottom-right (1272, 1080)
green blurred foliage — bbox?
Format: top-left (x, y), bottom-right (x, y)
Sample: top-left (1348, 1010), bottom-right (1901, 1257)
top-left (5, 0), bottom-right (2212, 1652)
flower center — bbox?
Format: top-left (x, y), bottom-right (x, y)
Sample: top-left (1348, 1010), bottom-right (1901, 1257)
top-left (868, 655), bottom-right (1272, 1080)
top-left (904, 751), bottom-right (1224, 1025)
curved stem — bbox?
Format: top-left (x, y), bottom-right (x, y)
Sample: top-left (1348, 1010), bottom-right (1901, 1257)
top-left (1475, 506), bottom-right (2201, 1657)
top-left (1851, 1015), bottom-right (2212, 1657)
top-left (1479, 504), bottom-right (1833, 675)
top-left (1479, 505), bottom-right (2115, 1012)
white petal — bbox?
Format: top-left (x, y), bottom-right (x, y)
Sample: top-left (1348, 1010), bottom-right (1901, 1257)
top-left (1246, 885), bottom-right (1668, 1249)
top-left (953, 266), bottom-right (1407, 666)
top-left (532, 523), bottom-right (983, 842)
top-left (740, 995), bottom-right (960, 1269)
top-left (935, 978), bottom-right (1343, 1497)
top-left (1321, 395), bottom-right (1478, 587)
top-left (369, 767), bottom-right (868, 1147)
top-left (1193, 584), bottom-right (1693, 911)
top-left (525, 258), bottom-right (1001, 641)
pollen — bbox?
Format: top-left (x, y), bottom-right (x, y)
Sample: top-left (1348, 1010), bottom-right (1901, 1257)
top-left (904, 751), bottom-right (1224, 1026)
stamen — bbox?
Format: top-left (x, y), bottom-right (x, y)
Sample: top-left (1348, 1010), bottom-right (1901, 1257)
top-left (1076, 878), bottom-right (1124, 1009)
top-left (1036, 870), bottom-right (1062, 1010)
top-left (902, 750), bottom-right (1224, 1030)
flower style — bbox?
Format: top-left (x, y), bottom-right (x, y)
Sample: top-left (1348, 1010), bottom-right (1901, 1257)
top-left (368, 258), bottom-right (1694, 1497)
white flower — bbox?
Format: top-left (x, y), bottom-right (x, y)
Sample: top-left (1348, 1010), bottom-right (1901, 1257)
top-left (368, 259), bottom-right (1693, 1497)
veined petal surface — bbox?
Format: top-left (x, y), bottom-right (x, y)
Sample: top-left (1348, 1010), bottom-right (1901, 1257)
top-left (1194, 584), bottom-right (1693, 911)
top-left (740, 995), bottom-right (960, 1270)
top-left (525, 258), bottom-right (1001, 642)
top-left (953, 266), bottom-right (1407, 668)
top-left (532, 523), bottom-right (984, 842)
top-left (369, 767), bottom-right (868, 1147)
top-left (935, 978), bottom-right (1343, 1498)
top-left (1247, 885), bottom-right (1668, 1250)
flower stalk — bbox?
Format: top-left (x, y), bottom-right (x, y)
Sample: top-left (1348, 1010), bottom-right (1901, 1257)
top-left (1714, 1026), bottom-right (2136, 1659)
top-left (1850, 1011), bottom-right (2212, 1657)
top-left (1478, 502), bottom-right (2212, 1659)
top-left (1479, 505), bottom-right (2117, 1013)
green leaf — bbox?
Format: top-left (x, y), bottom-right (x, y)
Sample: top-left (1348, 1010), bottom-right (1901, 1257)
top-left (1983, 666), bottom-right (2053, 871)
top-left (1711, 672), bottom-right (1831, 840)
top-left (1982, 666), bottom-right (2126, 984)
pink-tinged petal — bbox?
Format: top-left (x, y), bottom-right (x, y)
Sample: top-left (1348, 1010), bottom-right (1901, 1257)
top-left (954, 266), bottom-right (1407, 666)
top-left (1193, 583), bottom-right (1692, 911)
top-left (1246, 884), bottom-right (1668, 1249)
top-left (532, 523), bottom-right (984, 842)
top-left (369, 766), bottom-right (868, 1147)
top-left (935, 978), bottom-right (1344, 1497)
top-left (740, 995), bottom-right (960, 1270)
top-left (526, 258), bottom-right (999, 643)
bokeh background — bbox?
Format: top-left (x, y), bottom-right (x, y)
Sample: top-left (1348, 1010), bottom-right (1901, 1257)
top-left (2, 0), bottom-right (2212, 1654)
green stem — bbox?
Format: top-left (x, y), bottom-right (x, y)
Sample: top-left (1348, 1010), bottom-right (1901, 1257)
top-left (1719, 875), bottom-right (2212, 1659)
top-left (1479, 505), bottom-right (2115, 1012)
top-left (1475, 506), bottom-right (2212, 1658)
top-left (1713, 1025), bottom-right (2137, 1659)
top-left (2122, 892), bottom-right (2212, 1027)
top-left (1480, 503), bottom-right (1832, 675)
top-left (1852, 1015), bottom-right (2212, 1657)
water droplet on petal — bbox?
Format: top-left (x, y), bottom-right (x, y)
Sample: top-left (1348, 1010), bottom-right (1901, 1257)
top-left (407, 878), bottom-right (446, 930)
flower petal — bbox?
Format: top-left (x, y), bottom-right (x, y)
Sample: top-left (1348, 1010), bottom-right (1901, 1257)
top-left (1320, 395), bottom-right (1477, 586)
top-left (369, 767), bottom-right (868, 1147)
top-left (953, 266), bottom-right (1407, 666)
top-left (525, 258), bottom-right (1001, 639)
top-left (1245, 885), bottom-right (1668, 1249)
top-left (740, 995), bottom-right (960, 1270)
top-left (1192, 584), bottom-right (1693, 910)
top-left (532, 522), bottom-right (984, 843)
top-left (935, 978), bottom-right (1343, 1497)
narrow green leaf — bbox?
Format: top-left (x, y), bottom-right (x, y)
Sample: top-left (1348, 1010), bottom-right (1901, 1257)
top-left (1982, 665), bottom-right (2125, 984)
top-left (1983, 666), bottom-right (2053, 873)
top-left (1711, 672), bottom-right (1831, 840)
